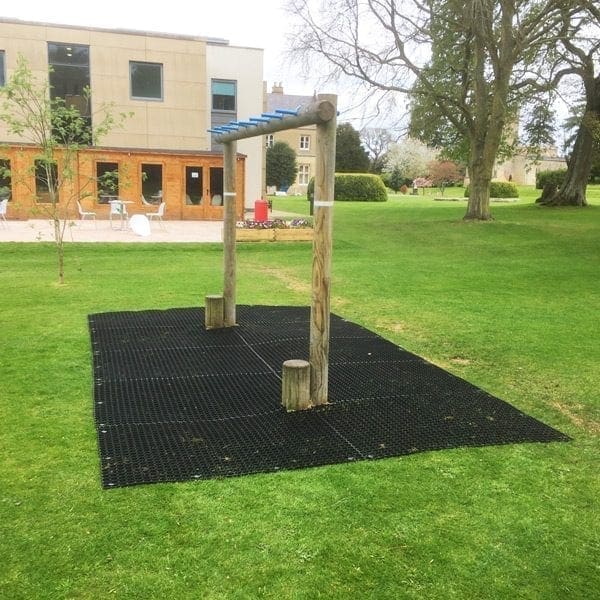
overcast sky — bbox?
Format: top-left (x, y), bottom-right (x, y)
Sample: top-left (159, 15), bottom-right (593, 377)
top-left (1, 0), bottom-right (312, 94)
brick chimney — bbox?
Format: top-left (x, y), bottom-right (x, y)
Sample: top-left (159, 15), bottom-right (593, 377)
top-left (271, 82), bottom-right (284, 94)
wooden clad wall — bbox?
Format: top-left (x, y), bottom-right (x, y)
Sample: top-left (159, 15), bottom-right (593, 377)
top-left (1, 146), bottom-right (245, 221)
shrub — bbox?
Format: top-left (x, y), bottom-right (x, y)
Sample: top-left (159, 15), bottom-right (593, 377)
top-left (464, 180), bottom-right (519, 198)
top-left (307, 173), bottom-right (387, 202)
top-left (536, 169), bottom-right (568, 190)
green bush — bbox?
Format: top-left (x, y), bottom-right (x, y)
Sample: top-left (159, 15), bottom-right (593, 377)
top-left (307, 173), bottom-right (387, 202)
top-left (464, 180), bottom-right (519, 198)
top-left (536, 169), bottom-right (568, 190)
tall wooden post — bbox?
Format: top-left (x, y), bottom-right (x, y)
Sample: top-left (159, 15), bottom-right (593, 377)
top-left (310, 94), bottom-right (337, 405)
top-left (223, 140), bottom-right (237, 327)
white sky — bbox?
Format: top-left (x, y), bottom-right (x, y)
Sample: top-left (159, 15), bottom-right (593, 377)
top-left (1, 0), bottom-right (313, 95)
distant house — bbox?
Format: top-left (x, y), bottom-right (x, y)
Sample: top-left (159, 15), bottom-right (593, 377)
top-left (0, 18), bottom-right (264, 220)
top-left (265, 83), bottom-right (316, 196)
top-left (493, 148), bottom-right (566, 186)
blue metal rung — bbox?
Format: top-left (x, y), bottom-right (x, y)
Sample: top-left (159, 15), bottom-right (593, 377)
top-left (208, 129), bottom-right (223, 134)
top-left (262, 112), bottom-right (284, 119)
top-left (275, 108), bottom-right (300, 116)
top-left (249, 116), bottom-right (270, 123)
top-left (237, 121), bottom-right (255, 127)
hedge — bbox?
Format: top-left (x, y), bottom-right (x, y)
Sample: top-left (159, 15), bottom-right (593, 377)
top-left (536, 169), bottom-right (568, 190)
top-left (464, 180), bottom-right (519, 198)
top-left (307, 173), bottom-right (387, 202)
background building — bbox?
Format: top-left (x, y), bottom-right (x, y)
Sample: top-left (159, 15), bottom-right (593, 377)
top-left (0, 17), bottom-right (264, 219)
top-left (265, 83), bottom-right (315, 196)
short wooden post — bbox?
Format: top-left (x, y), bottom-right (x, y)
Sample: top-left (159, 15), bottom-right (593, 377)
top-left (309, 94), bottom-right (337, 406)
top-left (282, 360), bottom-right (311, 411)
top-left (223, 140), bottom-right (237, 327)
top-left (205, 294), bottom-right (224, 329)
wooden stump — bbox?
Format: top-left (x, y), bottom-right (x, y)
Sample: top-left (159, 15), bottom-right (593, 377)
top-left (205, 294), bottom-right (224, 329)
top-left (281, 359), bottom-right (311, 411)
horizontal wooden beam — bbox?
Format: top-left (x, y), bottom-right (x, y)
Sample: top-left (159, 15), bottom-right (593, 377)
top-left (212, 99), bottom-right (336, 144)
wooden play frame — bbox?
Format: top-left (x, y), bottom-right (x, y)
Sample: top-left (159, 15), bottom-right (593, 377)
top-left (205, 94), bottom-right (337, 409)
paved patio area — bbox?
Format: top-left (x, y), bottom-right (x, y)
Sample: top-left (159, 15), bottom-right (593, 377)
top-left (0, 218), bottom-right (225, 243)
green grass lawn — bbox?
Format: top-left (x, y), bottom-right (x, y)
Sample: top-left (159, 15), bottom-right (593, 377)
top-left (1, 189), bottom-right (599, 598)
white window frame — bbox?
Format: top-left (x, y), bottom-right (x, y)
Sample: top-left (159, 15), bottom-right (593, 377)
top-left (266, 134), bottom-right (274, 148)
top-left (298, 164), bottom-right (310, 185)
top-left (300, 135), bottom-right (310, 150)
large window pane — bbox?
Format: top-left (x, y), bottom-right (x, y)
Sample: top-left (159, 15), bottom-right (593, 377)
top-left (141, 164), bottom-right (163, 203)
top-left (131, 62), bottom-right (163, 100)
top-left (209, 167), bottom-right (223, 206)
top-left (0, 159), bottom-right (11, 199)
top-left (97, 162), bottom-right (119, 204)
top-left (211, 80), bottom-right (236, 111)
top-left (35, 160), bottom-right (58, 203)
top-left (185, 166), bottom-right (203, 205)
top-left (48, 42), bottom-right (91, 144)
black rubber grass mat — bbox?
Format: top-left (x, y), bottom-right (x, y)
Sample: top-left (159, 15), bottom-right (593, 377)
top-left (89, 306), bottom-right (570, 488)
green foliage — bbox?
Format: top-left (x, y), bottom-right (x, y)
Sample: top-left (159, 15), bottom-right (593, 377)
top-left (335, 122), bottom-right (370, 173)
top-left (266, 141), bottom-right (297, 189)
top-left (308, 173), bottom-right (387, 202)
top-left (388, 166), bottom-right (406, 192)
top-left (535, 169), bottom-right (568, 190)
top-left (464, 181), bottom-right (519, 198)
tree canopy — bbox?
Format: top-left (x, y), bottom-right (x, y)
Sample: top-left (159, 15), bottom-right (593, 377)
top-left (287, 0), bottom-right (584, 220)
top-left (266, 141), bottom-right (298, 189)
top-left (335, 122), bottom-right (370, 172)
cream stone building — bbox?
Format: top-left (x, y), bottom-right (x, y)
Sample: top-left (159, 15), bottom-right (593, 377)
top-left (493, 149), bottom-right (566, 186)
top-left (265, 83), bottom-right (316, 196)
top-left (0, 17), bottom-right (264, 219)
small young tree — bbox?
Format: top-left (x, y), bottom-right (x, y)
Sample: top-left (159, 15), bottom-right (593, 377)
top-left (0, 55), bottom-right (129, 283)
top-left (428, 160), bottom-right (463, 195)
top-left (266, 141), bottom-right (298, 190)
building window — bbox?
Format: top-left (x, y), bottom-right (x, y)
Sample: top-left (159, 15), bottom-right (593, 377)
top-left (130, 61), bottom-right (163, 100)
top-left (266, 134), bottom-right (274, 148)
top-left (35, 160), bottom-right (59, 203)
top-left (96, 162), bottom-right (119, 204)
top-left (48, 42), bottom-right (91, 142)
top-left (300, 135), bottom-right (310, 150)
top-left (0, 159), bottom-right (11, 200)
top-left (0, 50), bottom-right (5, 87)
top-left (212, 80), bottom-right (236, 111)
top-left (141, 164), bottom-right (163, 202)
top-left (298, 164), bottom-right (310, 185)
top-left (185, 166), bottom-right (203, 205)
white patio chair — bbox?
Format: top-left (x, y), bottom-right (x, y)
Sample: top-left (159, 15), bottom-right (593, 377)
top-left (146, 201), bottom-right (166, 229)
top-left (0, 198), bottom-right (8, 228)
top-left (141, 194), bottom-right (153, 206)
top-left (76, 200), bottom-right (96, 227)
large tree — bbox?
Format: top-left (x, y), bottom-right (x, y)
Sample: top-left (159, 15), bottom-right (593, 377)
top-left (287, 0), bottom-right (580, 220)
top-left (541, 2), bottom-right (600, 207)
top-left (384, 138), bottom-right (437, 181)
top-left (335, 122), bottom-right (370, 172)
top-left (360, 127), bottom-right (395, 173)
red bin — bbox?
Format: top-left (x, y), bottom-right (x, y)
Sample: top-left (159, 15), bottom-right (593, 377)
top-left (254, 199), bottom-right (268, 222)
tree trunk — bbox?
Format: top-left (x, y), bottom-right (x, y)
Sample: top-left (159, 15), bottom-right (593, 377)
top-left (53, 216), bottom-right (64, 285)
top-left (465, 150), bottom-right (493, 221)
top-left (544, 74), bottom-right (599, 207)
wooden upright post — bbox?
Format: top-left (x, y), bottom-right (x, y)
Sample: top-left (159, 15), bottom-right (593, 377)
top-left (223, 140), bottom-right (237, 327)
top-left (309, 94), bottom-right (337, 405)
